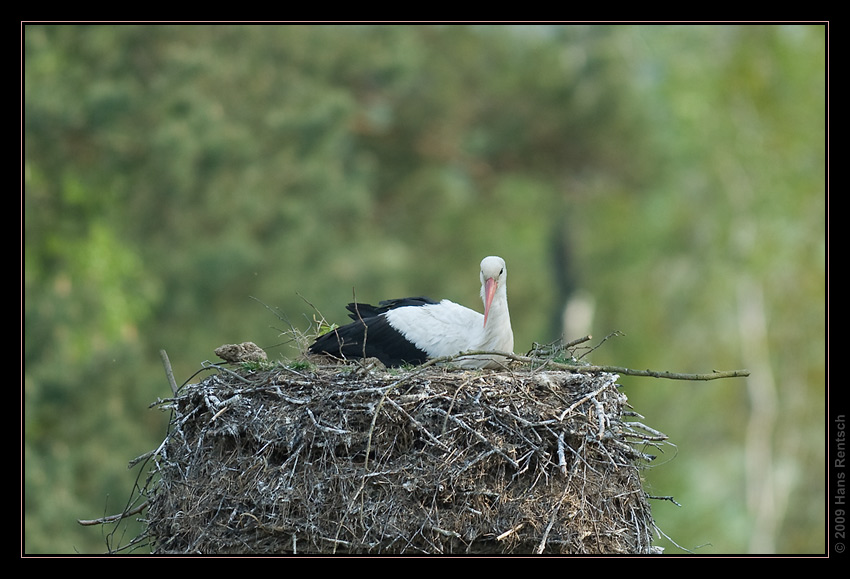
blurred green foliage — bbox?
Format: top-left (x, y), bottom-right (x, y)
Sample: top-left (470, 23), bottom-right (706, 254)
top-left (23, 24), bottom-right (825, 554)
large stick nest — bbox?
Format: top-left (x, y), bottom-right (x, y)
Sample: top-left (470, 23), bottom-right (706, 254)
top-left (141, 355), bottom-right (667, 555)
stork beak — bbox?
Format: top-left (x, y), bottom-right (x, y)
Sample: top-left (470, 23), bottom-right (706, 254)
top-left (483, 277), bottom-right (497, 328)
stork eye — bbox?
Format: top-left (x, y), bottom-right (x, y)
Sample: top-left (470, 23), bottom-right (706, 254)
top-left (500, 268), bottom-right (504, 275)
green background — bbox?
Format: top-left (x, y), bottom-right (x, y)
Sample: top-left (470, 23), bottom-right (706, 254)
top-left (23, 24), bottom-right (826, 555)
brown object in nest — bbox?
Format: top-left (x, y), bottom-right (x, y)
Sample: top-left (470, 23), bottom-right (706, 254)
top-left (214, 342), bottom-right (268, 363)
top-left (142, 362), bottom-right (668, 554)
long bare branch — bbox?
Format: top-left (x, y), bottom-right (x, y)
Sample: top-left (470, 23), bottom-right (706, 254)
top-left (437, 350), bottom-right (749, 381)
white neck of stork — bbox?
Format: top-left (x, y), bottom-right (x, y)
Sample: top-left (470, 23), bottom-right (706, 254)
top-left (478, 256), bottom-right (514, 357)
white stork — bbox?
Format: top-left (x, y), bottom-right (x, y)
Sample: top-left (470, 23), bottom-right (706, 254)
top-left (309, 256), bottom-right (514, 369)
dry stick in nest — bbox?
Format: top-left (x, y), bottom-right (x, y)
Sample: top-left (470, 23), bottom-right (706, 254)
top-left (159, 349), bottom-right (179, 395)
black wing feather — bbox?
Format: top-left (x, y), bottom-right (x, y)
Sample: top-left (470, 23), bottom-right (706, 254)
top-left (345, 296), bottom-right (438, 320)
top-left (309, 297), bottom-right (435, 366)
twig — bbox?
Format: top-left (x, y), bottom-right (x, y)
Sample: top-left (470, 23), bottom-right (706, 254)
top-left (580, 331), bottom-right (624, 360)
top-left (558, 381), bottom-right (614, 421)
top-left (496, 523), bottom-right (524, 541)
top-left (306, 407), bottom-right (351, 435)
top-left (160, 349), bottom-right (178, 395)
top-left (430, 526), bottom-right (462, 539)
top-left (78, 501), bottom-right (148, 526)
top-left (564, 334), bottom-right (593, 349)
top-left (201, 361), bottom-right (255, 384)
top-left (647, 494), bottom-right (682, 507)
top-left (557, 432), bottom-right (567, 476)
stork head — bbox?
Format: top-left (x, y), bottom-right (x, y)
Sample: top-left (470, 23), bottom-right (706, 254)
top-left (480, 256), bottom-right (507, 328)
